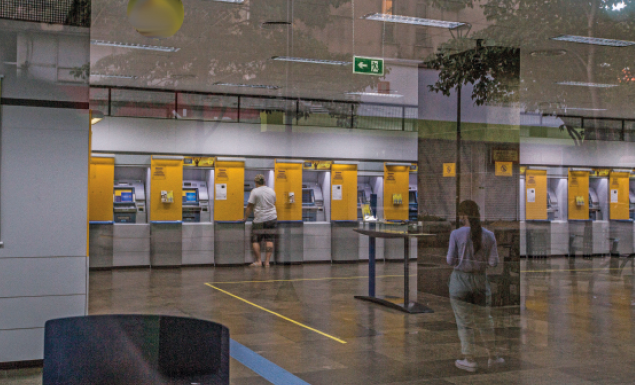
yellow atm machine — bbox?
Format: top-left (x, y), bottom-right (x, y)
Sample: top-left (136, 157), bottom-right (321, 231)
top-left (331, 161), bottom-right (358, 262)
top-left (609, 170), bottom-right (633, 257)
top-left (88, 154), bottom-right (115, 268)
top-left (384, 163), bottom-right (412, 260)
top-left (384, 163), bottom-right (410, 221)
top-left (214, 157), bottom-right (245, 265)
top-left (274, 160), bottom-right (304, 263)
top-left (149, 155), bottom-right (183, 266)
top-left (524, 168), bottom-right (550, 257)
top-left (568, 168), bottom-right (593, 257)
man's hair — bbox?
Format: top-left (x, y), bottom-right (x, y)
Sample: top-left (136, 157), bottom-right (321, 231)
top-left (254, 174), bottom-right (265, 185)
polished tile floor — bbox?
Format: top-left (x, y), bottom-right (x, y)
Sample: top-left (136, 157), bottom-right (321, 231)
top-left (3, 256), bottom-right (635, 384)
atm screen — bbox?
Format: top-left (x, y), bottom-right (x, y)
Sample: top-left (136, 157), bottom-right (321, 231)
top-left (302, 189), bottom-right (314, 204)
top-left (114, 189), bottom-right (134, 203)
top-left (183, 189), bottom-right (198, 204)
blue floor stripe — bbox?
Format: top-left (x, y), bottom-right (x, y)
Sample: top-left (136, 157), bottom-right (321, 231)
top-left (230, 339), bottom-right (311, 385)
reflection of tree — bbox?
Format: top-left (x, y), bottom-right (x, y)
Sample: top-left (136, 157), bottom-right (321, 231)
top-left (426, 39), bottom-right (519, 106)
top-left (425, 0), bottom-right (635, 142)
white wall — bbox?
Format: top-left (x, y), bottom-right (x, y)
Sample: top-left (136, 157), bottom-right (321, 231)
top-left (92, 117), bottom-right (418, 162)
top-left (0, 106), bottom-right (89, 363)
top-left (521, 139), bottom-right (635, 168)
top-left (0, 22), bottom-right (89, 363)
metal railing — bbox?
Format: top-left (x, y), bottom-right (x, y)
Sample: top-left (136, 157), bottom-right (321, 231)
top-left (90, 86), bottom-right (419, 132)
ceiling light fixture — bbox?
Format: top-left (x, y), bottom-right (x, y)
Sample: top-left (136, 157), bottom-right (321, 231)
top-left (529, 49), bottom-right (567, 57)
top-left (213, 82), bottom-right (280, 90)
top-left (90, 73), bottom-right (137, 79)
top-left (551, 35), bottom-right (635, 47)
top-left (346, 92), bottom-right (404, 98)
top-left (556, 81), bottom-right (618, 88)
top-left (90, 39), bottom-right (180, 52)
top-left (261, 21), bottom-right (291, 29)
top-left (562, 107), bottom-right (607, 111)
top-left (214, 0), bottom-right (244, 2)
top-left (361, 13), bottom-right (465, 29)
top-left (271, 56), bottom-right (351, 66)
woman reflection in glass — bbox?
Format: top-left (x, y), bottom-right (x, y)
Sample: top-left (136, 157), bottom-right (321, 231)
top-left (447, 200), bottom-right (504, 372)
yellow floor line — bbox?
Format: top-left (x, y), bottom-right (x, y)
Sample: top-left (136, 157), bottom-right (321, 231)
top-left (205, 283), bottom-right (347, 344)
top-left (209, 274), bottom-right (407, 284)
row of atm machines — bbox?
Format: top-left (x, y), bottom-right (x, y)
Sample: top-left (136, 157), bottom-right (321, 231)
top-left (88, 157), bottom-right (418, 268)
top-left (112, 180), bottom-right (211, 224)
top-left (522, 167), bottom-right (635, 257)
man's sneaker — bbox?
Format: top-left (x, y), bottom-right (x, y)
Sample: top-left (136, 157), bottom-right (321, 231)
top-left (488, 357), bottom-right (505, 368)
top-left (455, 359), bottom-right (478, 372)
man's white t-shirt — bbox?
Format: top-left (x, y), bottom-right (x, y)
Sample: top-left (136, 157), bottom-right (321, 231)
top-left (248, 186), bottom-right (277, 223)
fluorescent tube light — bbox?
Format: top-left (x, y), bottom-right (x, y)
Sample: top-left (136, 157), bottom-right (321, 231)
top-left (90, 74), bottom-right (137, 79)
top-left (562, 107), bottom-right (607, 111)
top-left (215, 0), bottom-right (244, 2)
top-left (361, 13), bottom-right (465, 29)
top-left (346, 92), bottom-right (403, 98)
top-left (271, 56), bottom-right (351, 66)
top-left (551, 35), bottom-right (635, 47)
top-left (213, 82), bottom-right (280, 90)
top-left (91, 40), bottom-right (180, 52)
top-left (275, 159), bottom-right (304, 163)
top-left (556, 81), bottom-right (618, 88)
top-left (91, 153), bottom-right (115, 158)
top-left (152, 155), bottom-right (185, 160)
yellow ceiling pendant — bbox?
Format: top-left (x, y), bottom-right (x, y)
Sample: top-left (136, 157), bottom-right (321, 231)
top-left (127, 0), bottom-right (184, 39)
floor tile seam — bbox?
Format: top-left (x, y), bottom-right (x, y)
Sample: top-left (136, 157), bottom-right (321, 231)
top-left (206, 274), bottom-right (413, 285)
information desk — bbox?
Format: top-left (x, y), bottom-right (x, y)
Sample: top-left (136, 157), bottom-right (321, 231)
top-left (353, 226), bottom-right (435, 314)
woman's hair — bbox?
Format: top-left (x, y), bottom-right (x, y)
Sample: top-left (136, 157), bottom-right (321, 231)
top-left (458, 200), bottom-right (482, 253)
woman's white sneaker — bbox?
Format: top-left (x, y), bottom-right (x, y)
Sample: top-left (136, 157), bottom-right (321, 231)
top-left (455, 359), bottom-right (478, 372)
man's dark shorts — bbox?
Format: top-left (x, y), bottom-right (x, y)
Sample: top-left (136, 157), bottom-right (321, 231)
top-left (251, 219), bottom-right (277, 243)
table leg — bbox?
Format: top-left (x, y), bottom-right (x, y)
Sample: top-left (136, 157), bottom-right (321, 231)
top-left (369, 236), bottom-right (376, 297)
top-left (404, 237), bottom-right (409, 305)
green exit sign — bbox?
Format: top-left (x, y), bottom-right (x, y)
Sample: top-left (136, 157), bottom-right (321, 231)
top-left (353, 56), bottom-right (384, 76)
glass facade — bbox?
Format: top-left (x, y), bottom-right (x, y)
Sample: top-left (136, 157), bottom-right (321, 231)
top-left (1, 0), bottom-right (635, 383)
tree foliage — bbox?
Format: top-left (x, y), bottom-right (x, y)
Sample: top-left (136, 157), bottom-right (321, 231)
top-left (426, 39), bottom-right (520, 106)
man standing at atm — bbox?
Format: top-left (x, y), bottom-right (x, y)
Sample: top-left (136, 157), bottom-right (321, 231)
top-left (243, 174), bottom-right (277, 267)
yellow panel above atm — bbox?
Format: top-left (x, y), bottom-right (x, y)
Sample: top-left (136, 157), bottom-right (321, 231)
top-left (214, 158), bottom-right (245, 222)
top-left (384, 163), bottom-right (410, 221)
top-left (331, 163), bottom-right (357, 221)
top-left (150, 156), bottom-right (184, 222)
top-left (610, 171), bottom-right (630, 220)
top-left (525, 169), bottom-right (547, 221)
top-left (275, 160), bottom-right (302, 221)
top-left (89, 155), bottom-right (115, 222)
top-left (568, 169), bottom-right (590, 221)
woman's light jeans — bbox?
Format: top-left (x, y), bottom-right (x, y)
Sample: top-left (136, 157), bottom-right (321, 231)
top-left (449, 269), bottom-right (495, 356)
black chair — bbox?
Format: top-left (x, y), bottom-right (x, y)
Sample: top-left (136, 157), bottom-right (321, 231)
top-left (43, 315), bottom-right (229, 385)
